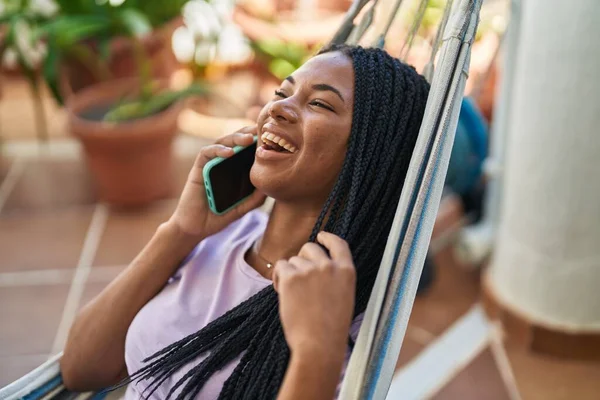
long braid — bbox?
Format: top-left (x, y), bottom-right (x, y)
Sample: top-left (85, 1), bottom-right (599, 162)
top-left (123, 44), bottom-right (430, 399)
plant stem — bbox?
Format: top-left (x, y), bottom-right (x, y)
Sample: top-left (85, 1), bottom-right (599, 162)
top-left (18, 53), bottom-right (49, 143)
top-left (131, 37), bottom-right (153, 101)
top-left (67, 43), bottom-right (112, 82)
top-left (29, 76), bottom-right (48, 142)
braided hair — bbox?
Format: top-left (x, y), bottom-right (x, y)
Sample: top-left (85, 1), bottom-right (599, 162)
top-left (124, 44), bottom-right (430, 399)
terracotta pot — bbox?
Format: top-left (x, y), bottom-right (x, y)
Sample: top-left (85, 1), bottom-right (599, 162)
top-left (67, 78), bottom-right (183, 207)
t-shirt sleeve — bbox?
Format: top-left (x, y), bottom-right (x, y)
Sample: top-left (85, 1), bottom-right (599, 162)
top-left (334, 313), bottom-right (365, 399)
top-left (167, 243), bottom-right (202, 283)
top-left (167, 210), bottom-right (269, 284)
top-left (349, 313), bottom-right (364, 342)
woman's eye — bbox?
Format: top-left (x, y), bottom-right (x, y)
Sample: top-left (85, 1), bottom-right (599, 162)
top-left (274, 90), bottom-right (287, 98)
top-left (310, 100), bottom-right (334, 111)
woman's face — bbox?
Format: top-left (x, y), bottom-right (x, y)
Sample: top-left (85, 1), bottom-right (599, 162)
top-left (251, 51), bottom-right (355, 207)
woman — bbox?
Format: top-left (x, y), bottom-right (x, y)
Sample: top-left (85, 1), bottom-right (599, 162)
top-left (60, 44), bottom-right (429, 399)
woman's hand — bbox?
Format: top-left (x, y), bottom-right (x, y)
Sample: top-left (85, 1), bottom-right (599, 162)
top-left (167, 126), bottom-right (266, 244)
top-left (274, 232), bottom-right (356, 400)
top-left (273, 232), bottom-right (356, 358)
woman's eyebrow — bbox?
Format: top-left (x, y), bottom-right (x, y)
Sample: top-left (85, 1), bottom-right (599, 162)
top-left (312, 83), bottom-right (345, 103)
top-left (284, 76), bottom-right (345, 103)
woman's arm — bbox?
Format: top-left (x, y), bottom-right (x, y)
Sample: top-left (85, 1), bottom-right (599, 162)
top-left (60, 129), bottom-right (265, 391)
top-left (274, 232), bottom-right (356, 400)
top-left (60, 224), bottom-right (199, 390)
top-left (278, 344), bottom-right (346, 400)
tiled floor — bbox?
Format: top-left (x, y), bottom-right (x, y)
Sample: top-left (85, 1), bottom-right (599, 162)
top-left (93, 200), bottom-right (178, 267)
top-left (1, 158), bottom-right (96, 213)
top-left (0, 207), bottom-right (94, 273)
top-left (1, 103), bottom-right (600, 397)
top-left (433, 349), bottom-right (510, 400)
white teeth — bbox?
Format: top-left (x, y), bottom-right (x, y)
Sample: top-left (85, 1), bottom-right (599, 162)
top-left (283, 143), bottom-right (295, 152)
top-left (261, 131), bottom-right (297, 153)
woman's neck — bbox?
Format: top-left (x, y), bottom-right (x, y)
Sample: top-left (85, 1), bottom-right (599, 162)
top-left (248, 201), bottom-right (321, 279)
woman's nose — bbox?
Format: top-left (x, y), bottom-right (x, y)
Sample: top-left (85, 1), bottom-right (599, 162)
top-left (268, 100), bottom-right (298, 124)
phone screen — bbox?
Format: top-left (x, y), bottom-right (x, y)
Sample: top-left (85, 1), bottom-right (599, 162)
top-left (208, 142), bottom-right (257, 213)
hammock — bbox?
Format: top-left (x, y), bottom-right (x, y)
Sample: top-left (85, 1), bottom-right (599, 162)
top-left (339, 0), bottom-right (483, 397)
top-left (0, 0), bottom-right (483, 398)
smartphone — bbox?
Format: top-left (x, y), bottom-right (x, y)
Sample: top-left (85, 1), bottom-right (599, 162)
top-left (203, 137), bottom-right (257, 215)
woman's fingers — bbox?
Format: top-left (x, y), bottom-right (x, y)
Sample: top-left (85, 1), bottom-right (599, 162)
top-left (187, 145), bottom-right (234, 185)
top-left (193, 145), bottom-right (234, 170)
top-left (316, 232), bottom-right (354, 269)
top-left (272, 260), bottom-right (296, 293)
top-left (288, 256), bottom-right (313, 270)
top-left (298, 242), bottom-right (331, 266)
top-left (274, 235), bottom-right (356, 362)
top-left (215, 126), bottom-right (257, 148)
top-left (188, 126), bottom-right (257, 185)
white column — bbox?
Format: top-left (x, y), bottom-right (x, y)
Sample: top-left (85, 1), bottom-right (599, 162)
top-left (488, 0), bottom-right (600, 330)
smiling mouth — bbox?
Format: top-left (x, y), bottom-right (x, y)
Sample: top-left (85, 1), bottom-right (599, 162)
top-left (261, 132), bottom-right (298, 154)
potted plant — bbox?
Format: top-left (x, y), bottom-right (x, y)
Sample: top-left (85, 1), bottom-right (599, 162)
top-left (66, 79), bottom-right (205, 207)
top-left (48, 0), bottom-right (189, 100)
top-left (38, 2), bottom-right (207, 207)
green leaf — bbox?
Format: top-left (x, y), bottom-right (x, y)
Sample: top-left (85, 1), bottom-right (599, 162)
top-left (252, 40), bottom-right (288, 59)
top-left (127, 0), bottom-right (188, 28)
top-left (104, 84), bottom-right (208, 123)
top-left (38, 15), bottom-right (110, 47)
top-left (42, 40), bottom-right (64, 105)
top-left (252, 39), bottom-right (308, 69)
top-left (2, 17), bottom-right (17, 49)
top-left (97, 36), bottom-right (111, 61)
top-left (0, 11), bottom-right (19, 25)
top-left (53, 0), bottom-right (105, 15)
top-left (116, 8), bottom-right (152, 38)
top-left (269, 59), bottom-right (296, 80)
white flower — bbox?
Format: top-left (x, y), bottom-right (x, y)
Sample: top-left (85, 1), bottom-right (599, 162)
top-left (175, 0), bottom-right (252, 66)
top-left (183, 0), bottom-right (222, 40)
top-left (213, 1), bottom-right (235, 19)
top-left (14, 20), bottom-right (35, 68)
top-left (2, 48), bottom-right (18, 69)
top-left (194, 42), bottom-right (217, 65)
top-left (29, 41), bottom-right (48, 66)
top-left (216, 24), bottom-right (252, 64)
top-left (172, 26), bottom-right (196, 63)
top-left (8, 19), bottom-right (48, 69)
top-left (29, 0), bottom-right (58, 17)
